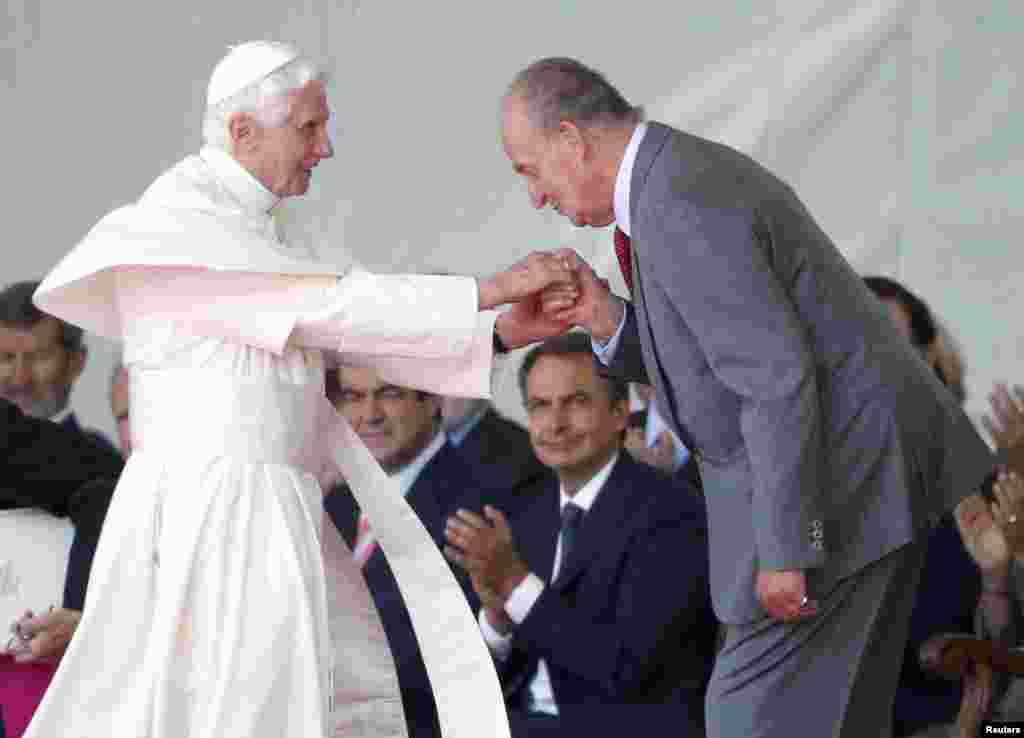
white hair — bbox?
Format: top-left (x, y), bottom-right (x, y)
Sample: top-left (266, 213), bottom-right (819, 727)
top-left (202, 56), bottom-right (324, 150)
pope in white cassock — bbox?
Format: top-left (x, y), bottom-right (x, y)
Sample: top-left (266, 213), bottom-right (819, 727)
top-left (25, 42), bottom-right (577, 738)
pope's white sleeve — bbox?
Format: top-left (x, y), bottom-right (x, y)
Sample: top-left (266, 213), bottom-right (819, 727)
top-left (290, 271), bottom-right (497, 398)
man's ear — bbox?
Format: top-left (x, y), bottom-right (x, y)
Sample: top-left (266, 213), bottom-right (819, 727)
top-left (228, 112), bottom-right (258, 151)
top-left (611, 397), bottom-right (630, 433)
top-left (557, 120), bottom-right (587, 161)
top-left (66, 349), bottom-right (86, 385)
top-left (427, 393), bottom-right (443, 422)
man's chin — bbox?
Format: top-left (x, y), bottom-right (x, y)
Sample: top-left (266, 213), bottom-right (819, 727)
top-left (568, 213), bottom-right (614, 228)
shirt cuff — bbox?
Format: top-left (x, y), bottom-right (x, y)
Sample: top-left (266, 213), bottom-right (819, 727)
top-left (478, 608), bottom-right (514, 661)
top-left (591, 308), bottom-right (627, 366)
top-left (505, 572), bottom-right (545, 625)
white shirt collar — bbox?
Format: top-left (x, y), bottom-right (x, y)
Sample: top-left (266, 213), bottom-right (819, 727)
top-left (447, 403), bottom-right (490, 447)
top-left (200, 145), bottom-right (281, 215)
top-left (558, 451), bottom-right (619, 514)
top-left (393, 430), bottom-right (448, 497)
top-left (50, 406), bottom-right (74, 425)
top-left (612, 122), bottom-right (648, 238)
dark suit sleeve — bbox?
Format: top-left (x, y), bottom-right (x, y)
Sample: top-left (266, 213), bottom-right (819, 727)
top-left (599, 303), bottom-right (650, 385)
top-left (62, 477), bottom-right (119, 609)
top-left (0, 399), bottom-right (125, 516)
top-left (644, 203), bottom-right (826, 571)
top-left (511, 501), bottom-right (710, 695)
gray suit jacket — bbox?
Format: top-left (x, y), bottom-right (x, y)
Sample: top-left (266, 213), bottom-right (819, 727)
top-left (603, 121), bottom-right (995, 624)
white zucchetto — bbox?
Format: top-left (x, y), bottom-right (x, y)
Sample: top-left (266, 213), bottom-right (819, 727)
top-left (206, 41), bottom-right (300, 107)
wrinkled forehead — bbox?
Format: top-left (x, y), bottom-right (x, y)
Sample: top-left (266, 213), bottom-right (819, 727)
top-left (501, 94), bottom-right (542, 152)
top-left (0, 317), bottom-right (64, 349)
top-left (337, 364), bottom-right (386, 392)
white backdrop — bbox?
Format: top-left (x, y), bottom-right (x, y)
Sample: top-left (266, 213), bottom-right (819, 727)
top-left (3, 0), bottom-right (1021, 440)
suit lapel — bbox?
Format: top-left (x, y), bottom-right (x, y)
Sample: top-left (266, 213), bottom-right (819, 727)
top-left (403, 444), bottom-right (457, 545)
top-left (552, 456), bottom-right (634, 591)
top-left (628, 122), bottom-right (672, 240)
top-left (627, 122), bottom-right (699, 455)
top-left (324, 483), bottom-right (361, 548)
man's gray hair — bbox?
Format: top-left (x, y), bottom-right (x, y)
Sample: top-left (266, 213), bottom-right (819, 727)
top-left (202, 56), bottom-right (324, 150)
top-left (508, 57), bottom-right (643, 134)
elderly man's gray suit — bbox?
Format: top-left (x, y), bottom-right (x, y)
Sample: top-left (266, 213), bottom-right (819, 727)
top-left (601, 121), bottom-right (995, 738)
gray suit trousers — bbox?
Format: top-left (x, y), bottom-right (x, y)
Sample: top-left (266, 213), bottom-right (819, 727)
top-left (706, 540), bottom-right (927, 738)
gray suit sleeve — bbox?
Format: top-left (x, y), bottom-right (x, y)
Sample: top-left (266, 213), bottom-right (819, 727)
top-left (598, 303), bottom-right (650, 384)
top-left (645, 204), bottom-right (826, 571)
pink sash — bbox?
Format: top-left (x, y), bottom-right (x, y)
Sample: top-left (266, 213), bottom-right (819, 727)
top-left (0, 658), bottom-right (57, 738)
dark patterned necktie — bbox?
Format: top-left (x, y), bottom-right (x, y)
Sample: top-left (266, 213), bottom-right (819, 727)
top-left (560, 502), bottom-right (585, 566)
top-left (614, 227), bottom-right (633, 292)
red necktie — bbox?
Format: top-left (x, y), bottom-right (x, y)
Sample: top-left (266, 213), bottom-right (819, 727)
top-left (614, 227), bottom-right (633, 293)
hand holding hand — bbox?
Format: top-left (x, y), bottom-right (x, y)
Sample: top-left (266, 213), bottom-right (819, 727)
top-left (444, 506), bottom-right (529, 600)
top-left (478, 252), bottom-right (577, 310)
top-left (542, 250), bottom-right (625, 343)
top-left (495, 286), bottom-right (577, 350)
top-left (756, 569), bottom-right (818, 622)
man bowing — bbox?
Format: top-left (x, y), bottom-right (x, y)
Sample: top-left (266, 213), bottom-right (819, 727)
top-left (500, 56), bottom-right (995, 738)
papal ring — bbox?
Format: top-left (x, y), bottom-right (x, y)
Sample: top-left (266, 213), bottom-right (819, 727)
top-left (1011, 514), bottom-right (1018, 524)
top-left (800, 595), bottom-right (809, 607)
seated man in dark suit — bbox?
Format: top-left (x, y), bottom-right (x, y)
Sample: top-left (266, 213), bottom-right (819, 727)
top-left (0, 280), bottom-right (118, 457)
top-left (445, 332), bottom-right (716, 737)
top-left (1, 397), bottom-right (123, 736)
top-left (322, 364), bottom-right (482, 738)
top-left (0, 398), bottom-right (123, 512)
top-left (1, 395), bottom-right (124, 609)
top-left (442, 395), bottom-right (546, 513)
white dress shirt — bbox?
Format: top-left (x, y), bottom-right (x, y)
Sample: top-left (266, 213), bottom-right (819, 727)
top-left (646, 402), bottom-right (690, 472)
top-left (446, 404), bottom-right (489, 448)
top-left (50, 406), bottom-right (74, 425)
top-left (478, 452), bottom-right (620, 715)
top-left (593, 123), bottom-right (648, 365)
top-left (393, 430), bottom-right (447, 497)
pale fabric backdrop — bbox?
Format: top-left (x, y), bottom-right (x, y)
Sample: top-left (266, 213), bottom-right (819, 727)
top-left (3, 0), bottom-right (1021, 440)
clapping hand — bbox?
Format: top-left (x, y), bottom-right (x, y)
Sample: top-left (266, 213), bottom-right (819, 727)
top-left (5, 607), bottom-right (81, 663)
top-left (992, 470), bottom-right (1024, 559)
top-left (954, 493), bottom-right (1010, 577)
top-left (444, 506), bottom-right (529, 602)
top-left (982, 383), bottom-right (1024, 476)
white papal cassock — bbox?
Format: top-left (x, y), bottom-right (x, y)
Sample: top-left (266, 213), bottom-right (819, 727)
top-left (26, 146), bottom-right (509, 738)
